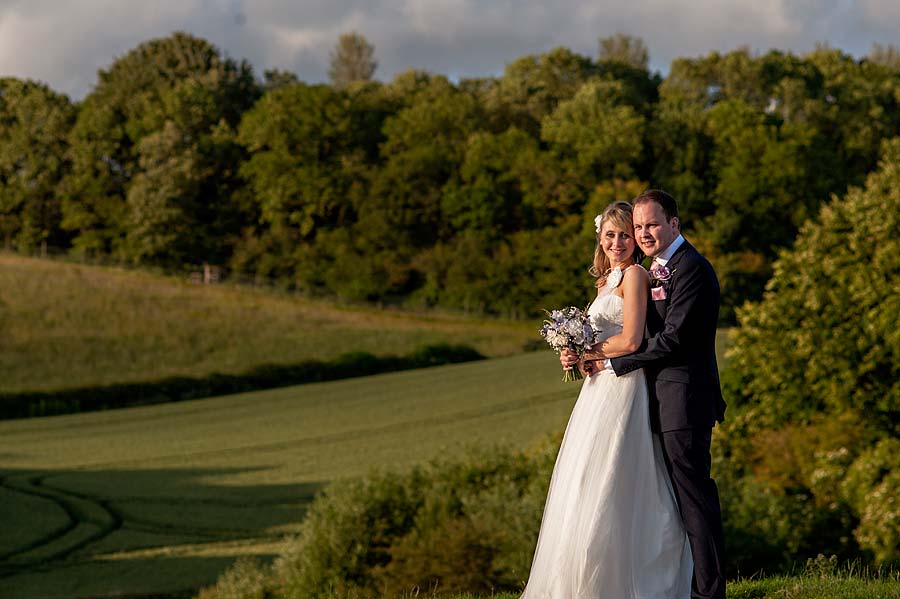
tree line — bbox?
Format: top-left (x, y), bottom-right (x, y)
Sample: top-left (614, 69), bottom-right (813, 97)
top-left (2, 32), bottom-right (899, 320)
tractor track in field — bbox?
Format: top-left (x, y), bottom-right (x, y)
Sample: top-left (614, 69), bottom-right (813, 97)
top-left (0, 473), bottom-right (122, 577)
top-left (0, 474), bottom-right (78, 563)
top-left (0, 472), bottom-right (298, 581)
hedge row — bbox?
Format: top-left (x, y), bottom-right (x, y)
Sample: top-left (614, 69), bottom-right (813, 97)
top-left (1, 344), bottom-right (484, 420)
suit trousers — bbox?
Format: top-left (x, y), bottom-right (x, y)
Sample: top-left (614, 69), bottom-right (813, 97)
top-left (659, 428), bottom-right (726, 599)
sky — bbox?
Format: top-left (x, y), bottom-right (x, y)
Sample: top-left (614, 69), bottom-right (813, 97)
top-left (1, 0), bottom-right (898, 100)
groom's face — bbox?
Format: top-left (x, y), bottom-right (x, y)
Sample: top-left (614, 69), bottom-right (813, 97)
top-left (633, 201), bottom-right (679, 258)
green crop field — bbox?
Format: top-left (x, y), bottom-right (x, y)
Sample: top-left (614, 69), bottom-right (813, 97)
top-left (0, 253), bottom-right (534, 395)
top-left (0, 352), bottom-right (575, 599)
top-left (0, 254), bottom-right (738, 598)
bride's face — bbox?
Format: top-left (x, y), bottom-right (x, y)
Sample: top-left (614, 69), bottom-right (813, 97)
top-left (599, 220), bottom-right (635, 267)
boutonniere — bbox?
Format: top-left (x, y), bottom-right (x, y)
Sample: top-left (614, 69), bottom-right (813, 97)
top-left (648, 265), bottom-right (675, 301)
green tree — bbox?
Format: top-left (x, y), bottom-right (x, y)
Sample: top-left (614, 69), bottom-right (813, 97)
top-left (485, 47), bottom-right (598, 135)
top-left (446, 130), bottom-right (585, 235)
top-left (369, 76), bottom-right (485, 247)
top-left (598, 33), bottom-right (649, 70)
top-left (541, 80), bottom-right (646, 181)
top-left (263, 68), bottom-right (299, 91)
top-left (727, 137), bottom-right (900, 432)
top-left (0, 78), bottom-right (75, 252)
top-left (61, 32), bottom-right (259, 261)
top-left (239, 84), bottom-right (357, 238)
top-left (329, 31), bottom-right (377, 87)
top-left (721, 138), bottom-right (900, 566)
top-left (235, 83), bottom-right (375, 282)
top-left (806, 46), bottom-right (900, 188)
top-left (868, 43), bottom-right (900, 70)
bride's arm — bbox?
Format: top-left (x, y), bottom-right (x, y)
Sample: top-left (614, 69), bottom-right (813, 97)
top-left (585, 267), bottom-right (648, 360)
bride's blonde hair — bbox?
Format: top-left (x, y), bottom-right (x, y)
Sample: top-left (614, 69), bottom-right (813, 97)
top-left (590, 201), bottom-right (641, 287)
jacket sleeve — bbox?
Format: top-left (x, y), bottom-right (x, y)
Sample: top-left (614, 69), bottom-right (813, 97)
top-left (610, 257), bottom-right (711, 376)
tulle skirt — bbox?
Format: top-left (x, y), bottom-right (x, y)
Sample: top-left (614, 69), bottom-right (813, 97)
top-left (520, 369), bottom-right (692, 599)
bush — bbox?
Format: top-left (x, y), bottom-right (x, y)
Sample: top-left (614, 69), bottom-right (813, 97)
top-left (841, 438), bottom-right (900, 563)
top-left (272, 442), bottom-right (557, 598)
top-left (720, 138), bottom-right (900, 569)
top-left (724, 138), bottom-right (900, 434)
top-left (199, 558), bottom-right (275, 599)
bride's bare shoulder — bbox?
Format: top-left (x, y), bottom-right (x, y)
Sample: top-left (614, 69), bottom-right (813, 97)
top-left (623, 264), bottom-right (650, 284)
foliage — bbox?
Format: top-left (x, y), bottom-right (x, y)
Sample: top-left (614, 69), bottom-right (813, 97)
top-left (869, 43), bottom-right (900, 70)
top-left (268, 443), bottom-right (556, 598)
top-left (329, 31), bottom-right (378, 87)
top-left (726, 138), bottom-right (900, 433)
top-left (8, 35), bottom-right (900, 319)
top-left (598, 33), bottom-right (649, 70)
top-left (198, 558), bottom-right (275, 599)
top-left (541, 79), bottom-right (645, 180)
top-left (721, 138), bottom-right (900, 568)
top-left (0, 79), bottom-right (75, 251)
top-left (59, 32), bottom-right (259, 265)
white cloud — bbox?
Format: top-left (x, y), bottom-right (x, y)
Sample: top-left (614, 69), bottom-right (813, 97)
top-left (0, 0), bottom-right (898, 100)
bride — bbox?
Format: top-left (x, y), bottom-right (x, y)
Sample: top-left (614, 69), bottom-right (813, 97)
top-left (520, 201), bottom-right (692, 598)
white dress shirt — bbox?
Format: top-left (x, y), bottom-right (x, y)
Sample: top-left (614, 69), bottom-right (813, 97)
top-left (652, 234), bottom-right (685, 267)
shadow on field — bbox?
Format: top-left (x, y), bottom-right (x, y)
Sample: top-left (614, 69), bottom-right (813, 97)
top-left (2, 554), bottom-right (247, 599)
top-left (0, 465), bottom-right (324, 599)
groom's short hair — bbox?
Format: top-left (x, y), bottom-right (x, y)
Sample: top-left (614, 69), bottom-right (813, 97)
top-left (633, 189), bottom-right (679, 223)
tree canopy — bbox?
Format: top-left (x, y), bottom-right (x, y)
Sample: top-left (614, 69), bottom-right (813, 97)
top-left (329, 31), bottom-right (377, 87)
top-left (0, 79), bottom-right (74, 252)
top-left (3, 33), bottom-right (900, 320)
top-left (720, 138), bottom-right (900, 566)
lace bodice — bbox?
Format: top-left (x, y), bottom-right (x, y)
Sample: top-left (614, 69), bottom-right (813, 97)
top-left (588, 268), bottom-right (631, 343)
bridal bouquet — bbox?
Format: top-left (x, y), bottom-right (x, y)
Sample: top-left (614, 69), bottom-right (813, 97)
top-left (539, 306), bottom-right (600, 382)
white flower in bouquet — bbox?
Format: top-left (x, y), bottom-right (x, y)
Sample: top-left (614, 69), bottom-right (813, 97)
top-left (538, 305), bottom-right (602, 382)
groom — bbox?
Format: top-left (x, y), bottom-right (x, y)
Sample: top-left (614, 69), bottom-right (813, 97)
top-left (573, 189), bottom-right (727, 598)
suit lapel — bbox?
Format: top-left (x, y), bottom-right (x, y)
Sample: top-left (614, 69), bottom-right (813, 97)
top-left (653, 240), bottom-right (692, 319)
top-left (666, 239), bottom-right (692, 269)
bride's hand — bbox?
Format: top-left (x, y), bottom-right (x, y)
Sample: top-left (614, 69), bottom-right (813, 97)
top-left (560, 349), bottom-right (579, 371)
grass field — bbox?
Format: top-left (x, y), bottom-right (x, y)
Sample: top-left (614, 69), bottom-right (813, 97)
top-left (0, 253), bottom-right (738, 598)
top-left (445, 571), bottom-right (900, 598)
top-left (0, 253), bottom-right (534, 394)
top-left (0, 352), bottom-right (576, 598)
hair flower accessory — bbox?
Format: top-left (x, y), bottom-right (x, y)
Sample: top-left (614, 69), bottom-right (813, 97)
top-left (594, 214), bottom-right (603, 233)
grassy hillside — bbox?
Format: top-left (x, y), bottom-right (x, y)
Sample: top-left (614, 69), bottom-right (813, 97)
top-left (0, 352), bottom-right (574, 599)
top-left (0, 253), bottom-right (534, 394)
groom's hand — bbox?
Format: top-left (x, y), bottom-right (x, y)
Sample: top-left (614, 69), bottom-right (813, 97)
top-left (583, 348), bottom-right (608, 361)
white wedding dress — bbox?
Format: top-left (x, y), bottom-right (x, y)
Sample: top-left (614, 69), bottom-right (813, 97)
top-left (521, 278), bottom-right (693, 599)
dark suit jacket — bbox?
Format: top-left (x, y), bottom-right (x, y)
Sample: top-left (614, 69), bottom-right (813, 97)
top-left (610, 240), bottom-right (726, 432)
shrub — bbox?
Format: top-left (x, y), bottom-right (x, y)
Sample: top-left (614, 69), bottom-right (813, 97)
top-left (841, 438), bottom-right (900, 563)
top-left (724, 137), bottom-right (900, 435)
top-left (272, 442), bottom-right (557, 598)
top-left (199, 557), bottom-right (275, 599)
top-left (720, 137), bottom-right (900, 568)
